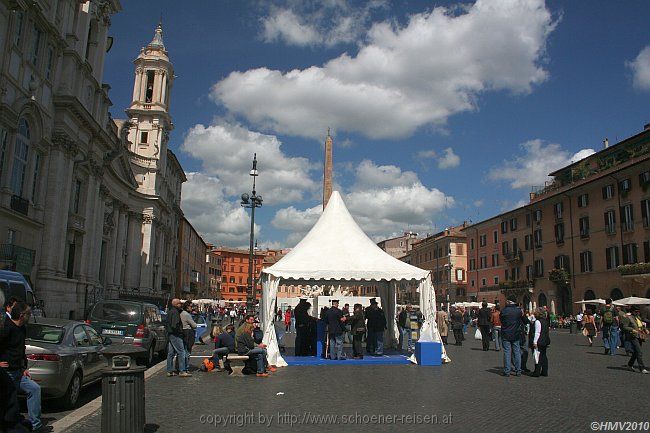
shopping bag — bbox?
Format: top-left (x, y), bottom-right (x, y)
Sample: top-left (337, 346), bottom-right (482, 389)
top-left (533, 348), bottom-right (540, 364)
top-left (474, 328), bottom-right (482, 340)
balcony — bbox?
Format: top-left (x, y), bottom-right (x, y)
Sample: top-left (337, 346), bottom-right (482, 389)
top-left (0, 244), bottom-right (36, 273)
top-left (10, 195), bottom-right (29, 216)
top-left (503, 251), bottom-right (522, 263)
top-left (617, 263), bottom-right (650, 276)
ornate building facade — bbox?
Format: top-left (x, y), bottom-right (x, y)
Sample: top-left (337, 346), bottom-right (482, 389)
top-left (0, 1), bottom-right (185, 318)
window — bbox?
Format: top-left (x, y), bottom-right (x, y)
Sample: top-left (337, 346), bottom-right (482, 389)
top-left (526, 265), bottom-right (533, 280)
top-left (31, 153), bottom-right (40, 203)
top-left (14, 11), bottom-right (24, 46)
top-left (524, 234), bottom-right (533, 251)
top-left (456, 244), bottom-right (464, 255)
top-left (602, 184), bottom-right (615, 199)
top-left (505, 269), bottom-right (509, 281)
top-left (229, 276), bottom-right (235, 283)
top-left (578, 194), bottom-right (589, 208)
top-left (620, 204), bottom-right (634, 231)
top-left (512, 267), bottom-right (520, 280)
top-left (493, 276), bottom-right (499, 284)
top-left (533, 209), bottom-right (542, 223)
top-left (554, 223), bottom-right (564, 244)
top-left (455, 268), bottom-right (465, 281)
top-left (502, 241), bottom-right (509, 255)
top-left (644, 241), bottom-right (650, 263)
top-left (470, 279), bottom-right (475, 287)
top-left (31, 25), bottom-right (42, 65)
top-left (10, 119), bottom-right (30, 197)
top-left (145, 70), bottom-right (155, 102)
top-left (493, 230), bottom-right (498, 244)
top-left (70, 179), bottom-right (82, 213)
top-left (579, 216), bottom-right (590, 238)
top-left (534, 259), bottom-right (544, 278)
top-left (605, 246), bottom-right (619, 269)
top-left (604, 210), bottom-right (616, 235)
top-left (481, 278), bottom-right (487, 287)
top-left (73, 326), bottom-right (89, 347)
top-left (479, 256), bottom-right (487, 269)
top-left (640, 171), bottom-right (650, 188)
top-left (512, 238), bottom-right (519, 253)
top-left (491, 253), bottom-right (499, 267)
top-left (0, 127), bottom-right (7, 181)
top-left (622, 243), bottom-right (638, 265)
top-left (554, 202), bottom-right (564, 219)
top-left (510, 218), bottom-right (517, 231)
top-left (534, 229), bottom-right (542, 249)
top-left (501, 221), bottom-right (508, 234)
top-left (470, 238), bottom-right (474, 250)
top-left (619, 178), bottom-right (631, 194)
top-left (479, 234), bottom-right (486, 247)
top-left (580, 251), bottom-right (593, 273)
top-left (555, 254), bottom-right (570, 272)
top-left (469, 258), bottom-right (476, 271)
top-left (140, 131), bottom-right (148, 144)
top-left (45, 46), bottom-right (54, 80)
top-left (641, 199), bottom-right (650, 228)
top-left (66, 242), bottom-right (75, 278)
top-left (526, 213), bottom-right (531, 227)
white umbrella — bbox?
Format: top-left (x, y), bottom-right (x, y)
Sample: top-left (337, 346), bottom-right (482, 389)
top-left (575, 299), bottom-right (606, 304)
top-left (613, 296), bottom-right (650, 306)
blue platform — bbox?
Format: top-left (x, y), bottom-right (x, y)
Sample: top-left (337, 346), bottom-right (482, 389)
top-left (284, 354), bottom-right (411, 366)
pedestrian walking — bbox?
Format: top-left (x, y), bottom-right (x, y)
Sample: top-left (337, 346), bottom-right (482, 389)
top-left (436, 306), bottom-right (449, 345)
top-left (451, 307), bottom-right (464, 346)
top-left (599, 299), bottom-right (619, 356)
top-left (531, 307), bottom-right (551, 377)
top-left (491, 306), bottom-right (502, 351)
top-left (620, 307), bottom-right (648, 374)
top-left (500, 296), bottom-right (524, 377)
top-left (284, 306), bottom-right (292, 332)
top-left (477, 301), bottom-right (492, 351)
top-left (180, 301), bottom-right (197, 373)
top-left (582, 309), bottom-right (597, 346)
top-left (166, 299), bottom-right (190, 377)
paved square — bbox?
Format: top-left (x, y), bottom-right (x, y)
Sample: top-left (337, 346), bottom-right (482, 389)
top-left (65, 329), bottom-right (648, 433)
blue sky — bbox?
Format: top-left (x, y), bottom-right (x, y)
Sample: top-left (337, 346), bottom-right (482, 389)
top-left (103, 0), bottom-right (650, 248)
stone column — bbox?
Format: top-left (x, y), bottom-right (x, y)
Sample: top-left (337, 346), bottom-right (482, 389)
top-left (104, 203), bottom-right (117, 289)
top-left (124, 211), bottom-right (142, 289)
top-left (39, 133), bottom-right (77, 275)
top-left (133, 67), bottom-right (143, 102)
top-left (77, 172), bottom-right (97, 282)
top-left (160, 73), bottom-right (167, 107)
top-left (139, 213), bottom-right (155, 290)
top-left (113, 205), bottom-right (128, 288)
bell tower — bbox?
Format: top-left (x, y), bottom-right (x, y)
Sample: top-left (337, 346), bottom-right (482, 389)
top-left (126, 21), bottom-right (174, 180)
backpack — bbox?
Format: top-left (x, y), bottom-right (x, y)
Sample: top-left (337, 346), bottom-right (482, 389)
top-left (602, 308), bottom-right (615, 326)
top-left (201, 358), bottom-right (215, 372)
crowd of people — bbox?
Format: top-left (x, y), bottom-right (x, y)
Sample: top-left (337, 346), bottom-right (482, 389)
top-left (434, 297), bottom-right (649, 376)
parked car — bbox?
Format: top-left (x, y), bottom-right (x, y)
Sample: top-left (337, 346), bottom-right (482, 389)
top-left (0, 270), bottom-right (37, 308)
top-left (192, 313), bottom-right (209, 344)
top-left (87, 300), bottom-right (168, 366)
top-left (25, 318), bottom-right (111, 409)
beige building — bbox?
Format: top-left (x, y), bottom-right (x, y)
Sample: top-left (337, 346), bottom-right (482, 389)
top-left (465, 125), bottom-right (650, 314)
top-left (376, 231), bottom-right (419, 259)
top-left (0, 1), bottom-right (185, 318)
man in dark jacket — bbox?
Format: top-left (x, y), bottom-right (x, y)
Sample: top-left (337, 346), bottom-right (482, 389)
top-left (365, 299), bottom-right (387, 356)
top-left (326, 300), bottom-right (346, 360)
top-left (0, 302), bottom-right (44, 432)
top-left (294, 298), bottom-right (311, 356)
top-left (500, 297), bottom-right (524, 376)
top-left (477, 302), bottom-right (492, 351)
top-left (166, 299), bottom-right (189, 377)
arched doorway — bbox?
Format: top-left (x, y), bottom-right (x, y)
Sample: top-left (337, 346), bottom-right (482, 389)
top-left (610, 288), bottom-right (623, 301)
top-left (538, 292), bottom-right (548, 307)
top-left (583, 290), bottom-right (596, 301)
top-left (558, 286), bottom-right (571, 315)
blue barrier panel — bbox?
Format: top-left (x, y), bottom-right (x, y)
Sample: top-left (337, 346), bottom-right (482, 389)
top-left (415, 341), bottom-right (442, 366)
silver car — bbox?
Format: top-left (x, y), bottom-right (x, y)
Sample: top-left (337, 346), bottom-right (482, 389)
top-left (25, 318), bottom-right (111, 409)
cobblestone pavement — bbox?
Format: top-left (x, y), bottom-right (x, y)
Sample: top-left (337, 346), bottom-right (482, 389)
top-left (65, 328), bottom-right (648, 433)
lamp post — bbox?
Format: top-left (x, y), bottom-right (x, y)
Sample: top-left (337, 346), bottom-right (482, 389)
top-left (241, 154), bottom-right (262, 311)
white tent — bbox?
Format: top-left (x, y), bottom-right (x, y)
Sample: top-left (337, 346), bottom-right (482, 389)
top-left (260, 191), bottom-right (446, 367)
top-left (613, 297), bottom-right (650, 306)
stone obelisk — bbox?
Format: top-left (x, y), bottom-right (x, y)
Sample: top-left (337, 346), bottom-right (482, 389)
top-left (323, 128), bottom-right (333, 209)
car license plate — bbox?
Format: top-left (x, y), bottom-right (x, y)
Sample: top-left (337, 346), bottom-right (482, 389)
top-left (102, 329), bottom-right (124, 336)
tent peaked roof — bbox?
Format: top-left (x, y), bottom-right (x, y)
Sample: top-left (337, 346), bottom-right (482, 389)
top-left (263, 191), bottom-right (430, 281)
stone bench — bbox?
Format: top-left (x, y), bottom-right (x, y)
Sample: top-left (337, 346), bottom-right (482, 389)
top-left (226, 354), bottom-right (250, 377)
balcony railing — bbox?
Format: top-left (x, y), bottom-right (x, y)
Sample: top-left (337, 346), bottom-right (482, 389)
top-left (618, 263), bottom-right (650, 276)
top-left (0, 244), bottom-right (36, 272)
top-left (503, 251), bottom-right (522, 263)
top-left (10, 195), bottom-right (29, 216)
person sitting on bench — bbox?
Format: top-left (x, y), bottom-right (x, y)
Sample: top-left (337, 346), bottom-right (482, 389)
top-left (236, 316), bottom-right (276, 377)
top-left (210, 325), bottom-right (236, 372)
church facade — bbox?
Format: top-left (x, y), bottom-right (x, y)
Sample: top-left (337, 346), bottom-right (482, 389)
top-left (0, 0), bottom-right (185, 318)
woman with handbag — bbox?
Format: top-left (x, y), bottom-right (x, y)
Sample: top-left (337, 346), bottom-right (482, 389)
top-left (620, 306), bottom-right (648, 374)
top-left (582, 309), bottom-right (597, 346)
top-left (350, 304), bottom-right (366, 359)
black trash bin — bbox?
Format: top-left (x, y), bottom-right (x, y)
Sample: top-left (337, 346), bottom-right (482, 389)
top-left (569, 321), bottom-right (577, 334)
top-left (101, 344), bottom-right (147, 433)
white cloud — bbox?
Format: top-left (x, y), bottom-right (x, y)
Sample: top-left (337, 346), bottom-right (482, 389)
top-left (271, 160), bottom-right (453, 243)
top-left (417, 149), bottom-right (437, 159)
top-left (488, 139), bottom-right (595, 189)
top-left (181, 121), bottom-right (317, 205)
top-left (260, 1), bottom-right (387, 47)
top-left (474, 199), bottom-right (484, 207)
top-left (437, 147), bottom-right (460, 169)
top-left (214, 0), bottom-right (556, 139)
top-left (627, 46), bottom-right (650, 90)
top-left (181, 173), bottom-right (258, 246)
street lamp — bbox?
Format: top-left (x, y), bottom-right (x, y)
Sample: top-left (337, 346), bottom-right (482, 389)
top-left (241, 153), bottom-right (262, 311)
